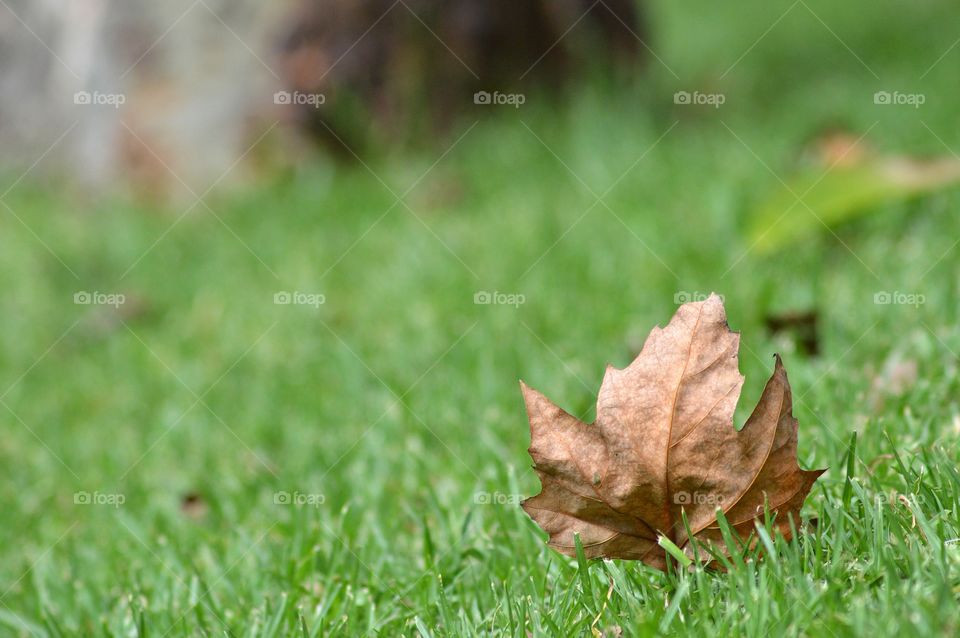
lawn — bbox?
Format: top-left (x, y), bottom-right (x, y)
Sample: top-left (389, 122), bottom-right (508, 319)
top-left (2, 0), bottom-right (960, 635)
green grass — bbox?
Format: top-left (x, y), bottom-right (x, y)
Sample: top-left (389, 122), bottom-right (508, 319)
top-left (2, 0), bottom-right (960, 635)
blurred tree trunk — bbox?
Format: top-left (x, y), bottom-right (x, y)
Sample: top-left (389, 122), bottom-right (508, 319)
top-left (0, 0), bottom-right (647, 196)
top-left (0, 0), bottom-right (288, 198)
top-left (277, 0), bottom-right (647, 151)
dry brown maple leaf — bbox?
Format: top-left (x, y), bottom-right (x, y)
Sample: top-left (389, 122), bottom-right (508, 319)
top-left (520, 294), bottom-right (825, 570)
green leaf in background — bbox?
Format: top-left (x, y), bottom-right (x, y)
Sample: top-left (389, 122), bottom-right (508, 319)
top-left (748, 156), bottom-right (960, 252)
